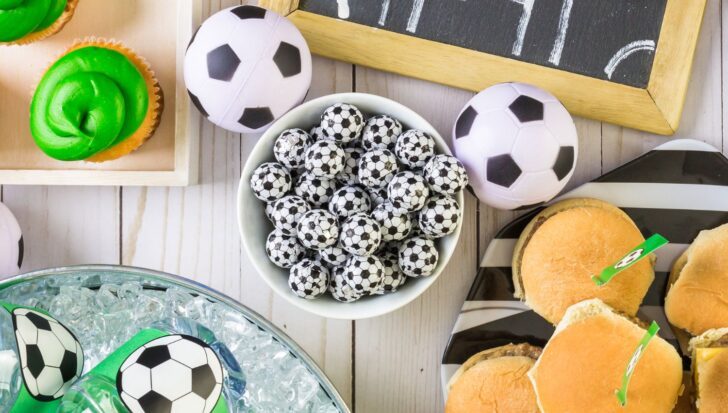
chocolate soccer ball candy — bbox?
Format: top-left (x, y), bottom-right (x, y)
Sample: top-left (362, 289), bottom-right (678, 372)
top-left (340, 213), bottom-right (382, 256)
top-left (289, 259), bottom-right (329, 299)
top-left (273, 128), bottom-right (314, 170)
top-left (309, 124), bottom-right (326, 140)
top-left (296, 209), bottom-right (339, 250)
top-left (250, 162), bottom-right (292, 202)
top-left (264, 202), bottom-right (276, 223)
top-left (320, 103), bottom-right (364, 144)
top-left (266, 229), bottom-right (305, 268)
top-left (358, 149), bottom-right (399, 189)
top-left (423, 154), bottom-right (469, 195)
top-left (270, 195), bottom-right (310, 235)
top-left (373, 252), bottom-right (407, 294)
top-left (328, 185), bottom-right (372, 219)
top-left (336, 147), bottom-right (364, 186)
top-left (418, 195), bottom-right (461, 238)
top-left (343, 255), bottom-right (385, 295)
top-left (394, 129), bottom-right (435, 168)
top-left (295, 172), bottom-right (337, 207)
top-left (388, 171), bottom-right (430, 213)
top-left (398, 236), bottom-right (439, 277)
top-left (372, 202), bottom-right (412, 242)
top-left (329, 266), bottom-right (363, 303)
top-left (367, 185), bottom-right (388, 207)
top-left (319, 240), bottom-right (349, 267)
top-left (361, 115), bottom-right (403, 151)
top-left (304, 140), bottom-right (345, 178)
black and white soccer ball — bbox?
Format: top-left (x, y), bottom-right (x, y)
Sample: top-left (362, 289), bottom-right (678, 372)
top-left (117, 335), bottom-right (223, 413)
top-left (0, 201), bottom-right (22, 277)
top-left (319, 240), bottom-right (349, 267)
top-left (250, 162), bottom-right (292, 203)
top-left (319, 103), bottom-right (364, 144)
top-left (340, 213), bottom-right (382, 256)
top-left (270, 195), bottom-right (310, 235)
top-left (371, 202), bottom-right (412, 242)
top-left (296, 209), bottom-right (339, 250)
top-left (266, 229), bottom-right (305, 268)
top-left (294, 172), bottom-right (337, 207)
top-left (372, 252), bottom-right (407, 294)
top-left (398, 237), bottom-right (439, 277)
top-left (423, 154), bottom-right (469, 195)
top-left (329, 266), bottom-right (363, 303)
top-left (361, 115), bottom-right (403, 151)
top-left (358, 149), bottom-right (399, 189)
top-left (394, 130), bottom-right (435, 168)
top-left (12, 308), bottom-right (83, 401)
top-left (309, 125), bottom-right (325, 141)
top-left (342, 255), bottom-right (385, 295)
top-left (184, 5), bottom-right (312, 133)
top-left (328, 185), bottom-right (371, 219)
top-left (304, 140), bottom-right (345, 178)
top-left (367, 186), bottom-right (388, 207)
top-left (418, 195), bottom-right (461, 238)
top-left (273, 129), bottom-right (314, 170)
top-left (288, 259), bottom-right (329, 299)
top-left (336, 147), bottom-right (364, 186)
top-left (453, 82), bottom-right (578, 210)
top-left (387, 171), bottom-right (430, 213)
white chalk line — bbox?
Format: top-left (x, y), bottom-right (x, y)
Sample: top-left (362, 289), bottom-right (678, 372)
top-left (548, 0), bottom-right (573, 66)
top-left (510, 0), bottom-right (534, 56)
top-left (336, 0), bottom-right (350, 19)
top-left (604, 40), bottom-right (656, 79)
top-left (378, 0), bottom-right (391, 26)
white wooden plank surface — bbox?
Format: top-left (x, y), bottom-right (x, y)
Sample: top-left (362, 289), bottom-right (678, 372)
top-left (2, 0), bottom-right (725, 412)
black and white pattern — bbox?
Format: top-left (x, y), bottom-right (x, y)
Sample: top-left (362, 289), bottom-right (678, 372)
top-left (320, 103), bottom-right (364, 144)
top-left (362, 115), bottom-right (403, 151)
top-left (309, 125), bottom-right (325, 141)
top-left (336, 147), bottom-right (364, 186)
top-left (418, 195), bottom-right (461, 238)
top-left (388, 171), bottom-right (430, 213)
top-left (340, 213), bottom-right (382, 256)
top-left (274, 128), bottom-right (314, 169)
top-left (343, 255), bottom-right (385, 295)
top-left (294, 172), bottom-right (337, 207)
top-left (266, 230), bottom-right (305, 268)
top-left (117, 335), bottom-right (223, 413)
top-left (304, 140), bottom-right (345, 178)
top-left (398, 237), bottom-right (439, 277)
top-left (367, 185), bottom-right (389, 207)
top-left (423, 154), bottom-right (469, 195)
top-left (372, 202), bottom-right (412, 242)
top-left (328, 186), bottom-right (372, 219)
top-left (329, 266), bottom-right (363, 303)
top-left (289, 259), bottom-right (329, 299)
top-left (358, 149), bottom-right (399, 189)
top-left (250, 162), bottom-right (291, 202)
top-left (296, 209), bottom-right (339, 250)
top-left (12, 308), bottom-right (83, 401)
top-left (270, 195), bottom-right (310, 235)
top-left (394, 130), bottom-right (435, 168)
top-left (319, 241), bottom-right (349, 267)
top-left (441, 139), bottom-right (728, 397)
top-left (373, 252), bottom-right (407, 294)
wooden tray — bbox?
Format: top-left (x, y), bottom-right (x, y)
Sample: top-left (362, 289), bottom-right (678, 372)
top-left (0, 0), bottom-right (201, 186)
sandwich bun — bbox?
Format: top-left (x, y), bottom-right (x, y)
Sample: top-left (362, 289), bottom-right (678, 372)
top-left (513, 198), bottom-right (654, 324)
top-left (529, 299), bottom-right (683, 413)
top-left (445, 343), bottom-right (541, 413)
top-left (665, 223), bottom-right (728, 335)
top-left (689, 328), bottom-right (728, 413)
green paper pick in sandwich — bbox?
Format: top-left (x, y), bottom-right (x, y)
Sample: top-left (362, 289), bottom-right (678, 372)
top-left (592, 233), bottom-right (669, 286)
top-left (616, 321), bottom-right (661, 406)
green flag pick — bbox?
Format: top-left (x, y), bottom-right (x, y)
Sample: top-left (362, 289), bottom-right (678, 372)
top-left (592, 233), bottom-right (669, 286)
top-left (616, 321), bottom-right (660, 407)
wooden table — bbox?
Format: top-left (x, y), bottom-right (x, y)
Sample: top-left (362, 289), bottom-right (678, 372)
top-left (2, 1), bottom-right (726, 412)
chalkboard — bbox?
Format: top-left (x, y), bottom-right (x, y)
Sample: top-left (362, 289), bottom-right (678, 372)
top-left (260, 0), bottom-right (706, 135)
top-left (299, 0), bottom-right (666, 88)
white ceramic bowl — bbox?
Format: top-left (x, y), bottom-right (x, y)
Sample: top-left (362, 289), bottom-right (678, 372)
top-left (238, 93), bottom-right (464, 320)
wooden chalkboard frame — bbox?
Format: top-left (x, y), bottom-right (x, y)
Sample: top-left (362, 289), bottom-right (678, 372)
top-left (261, 0), bottom-right (706, 135)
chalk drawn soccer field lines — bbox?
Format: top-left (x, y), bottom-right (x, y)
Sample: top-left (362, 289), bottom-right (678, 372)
top-left (333, 0), bottom-right (656, 78)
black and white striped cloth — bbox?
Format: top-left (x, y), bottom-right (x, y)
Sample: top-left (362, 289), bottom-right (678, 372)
top-left (441, 139), bottom-right (728, 394)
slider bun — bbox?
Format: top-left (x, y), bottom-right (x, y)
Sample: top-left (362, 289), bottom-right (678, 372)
top-left (513, 198), bottom-right (654, 324)
top-left (529, 299), bottom-right (683, 413)
top-left (665, 223), bottom-right (728, 335)
top-left (445, 344), bottom-right (541, 413)
top-left (689, 328), bottom-right (728, 413)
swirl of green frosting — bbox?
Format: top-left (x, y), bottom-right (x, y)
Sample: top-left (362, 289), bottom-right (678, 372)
top-left (0, 0), bottom-right (67, 42)
top-left (30, 46), bottom-right (149, 161)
